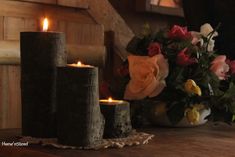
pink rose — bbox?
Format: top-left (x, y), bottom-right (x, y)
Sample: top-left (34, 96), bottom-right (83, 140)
top-left (124, 54), bottom-right (169, 100)
top-left (226, 60), bottom-right (235, 75)
top-left (190, 31), bottom-right (202, 45)
top-left (210, 55), bottom-right (229, 80)
top-left (148, 42), bottom-right (161, 57)
top-left (176, 48), bottom-right (197, 66)
top-left (168, 25), bottom-right (192, 40)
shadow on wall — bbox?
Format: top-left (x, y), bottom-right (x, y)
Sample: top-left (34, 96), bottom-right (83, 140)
top-left (108, 0), bottom-right (186, 34)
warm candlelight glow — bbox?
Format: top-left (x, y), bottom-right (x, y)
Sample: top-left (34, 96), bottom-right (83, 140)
top-left (68, 61), bottom-right (93, 68)
top-left (108, 97), bottom-right (113, 102)
top-left (77, 61), bottom-right (82, 66)
top-left (100, 98), bottom-right (124, 105)
top-left (42, 18), bottom-right (49, 32)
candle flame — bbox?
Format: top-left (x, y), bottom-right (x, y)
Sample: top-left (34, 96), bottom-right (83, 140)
top-left (108, 97), bottom-right (113, 102)
top-left (42, 18), bottom-right (49, 32)
top-left (77, 61), bottom-right (82, 66)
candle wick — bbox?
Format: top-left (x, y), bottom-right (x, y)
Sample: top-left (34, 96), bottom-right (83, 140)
top-left (108, 97), bottom-right (113, 102)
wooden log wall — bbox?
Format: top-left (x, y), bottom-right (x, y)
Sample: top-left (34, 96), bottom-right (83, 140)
top-left (0, 0), bottom-right (134, 129)
top-left (0, 0), bottom-right (104, 129)
top-left (0, 65), bottom-right (21, 129)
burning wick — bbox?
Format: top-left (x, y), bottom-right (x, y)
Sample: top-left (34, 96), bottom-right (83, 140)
top-left (108, 97), bottom-right (113, 102)
top-left (99, 97), bottom-right (124, 105)
top-left (77, 61), bottom-right (82, 66)
top-left (68, 61), bottom-right (93, 68)
top-left (42, 18), bottom-right (49, 32)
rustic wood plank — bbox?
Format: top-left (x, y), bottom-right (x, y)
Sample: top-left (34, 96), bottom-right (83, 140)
top-left (0, 16), bottom-right (3, 40)
top-left (66, 23), bottom-right (104, 45)
top-left (0, 66), bottom-right (3, 128)
top-left (19, 0), bottom-right (57, 4)
top-left (135, 0), bottom-right (151, 12)
top-left (0, 1), bottom-right (95, 23)
top-left (0, 66), bottom-right (9, 129)
top-left (57, 0), bottom-right (89, 9)
top-left (57, 20), bottom-right (66, 32)
top-left (0, 65), bottom-right (21, 129)
top-left (87, 0), bottom-right (134, 60)
top-left (1, 124), bottom-right (235, 156)
top-left (4, 16), bottom-right (25, 40)
top-left (7, 66), bottom-right (21, 128)
top-left (24, 18), bottom-right (38, 31)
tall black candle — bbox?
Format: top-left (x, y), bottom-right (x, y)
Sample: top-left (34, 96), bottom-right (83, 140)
top-left (20, 31), bottom-right (66, 138)
top-left (56, 63), bottom-right (104, 147)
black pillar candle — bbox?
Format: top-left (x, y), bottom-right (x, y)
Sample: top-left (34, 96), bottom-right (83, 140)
top-left (56, 64), bottom-right (104, 147)
top-left (20, 32), bottom-right (66, 138)
top-left (100, 98), bottom-right (132, 138)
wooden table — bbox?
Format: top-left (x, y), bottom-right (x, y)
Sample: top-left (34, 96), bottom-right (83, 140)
top-left (1, 123), bottom-right (235, 157)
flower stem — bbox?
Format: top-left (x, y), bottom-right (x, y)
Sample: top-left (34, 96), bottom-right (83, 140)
top-left (205, 23), bottom-right (221, 52)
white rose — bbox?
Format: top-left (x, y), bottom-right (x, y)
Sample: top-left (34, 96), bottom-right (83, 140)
top-left (191, 23), bottom-right (218, 52)
top-left (200, 23), bottom-right (218, 38)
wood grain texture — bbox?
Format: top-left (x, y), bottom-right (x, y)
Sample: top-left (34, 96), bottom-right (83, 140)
top-left (19, 0), bottom-right (57, 4)
top-left (4, 17), bottom-right (25, 40)
top-left (0, 16), bottom-right (3, 40)
top-left (1, 123), bottom-right (235, 157)
top-left (57, 0), bottom-right (88, 9)
top-left (0, 65), bottom-right (21, 129)
top-left (88, 0), bottom-right (134, 60)
top-left (66, 23), bottom-right (104, 45)
top-left (0, 1), bottom-right (94, 22)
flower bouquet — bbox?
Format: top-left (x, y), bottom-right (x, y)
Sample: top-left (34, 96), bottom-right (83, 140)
top-left (101, 23), bottom-right (235, 126)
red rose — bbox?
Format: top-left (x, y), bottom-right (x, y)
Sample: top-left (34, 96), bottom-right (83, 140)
top-left (99, 82), bottom-right (112, 98)
top-left (176, 48), bottom-right (197, 66)
top-left (148, 42), bottom-right (161, 57)
top-left (168, 25), bottom-right (192, 40)
top-left (117, 64), bottom-right (129, 77)
top-left (227, 60), bottom-right (235, 75)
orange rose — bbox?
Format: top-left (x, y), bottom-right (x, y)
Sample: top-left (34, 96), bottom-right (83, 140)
top-left (124, 54), bottom-right (168, 100)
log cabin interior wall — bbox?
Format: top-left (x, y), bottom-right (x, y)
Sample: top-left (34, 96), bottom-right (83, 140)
top-left (108, 0), bottom-right (185, 34)
top-left (0, 0), bottom-right (186, 129)
top-left (0, 0), bottom-right (105, 129)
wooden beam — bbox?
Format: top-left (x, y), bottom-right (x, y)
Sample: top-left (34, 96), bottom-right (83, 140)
top-left (0, 65), bottom-right (21, 129)
top-left (57, 0), bottom-right (89, 9)
top-left (18, 0), bottom-right (57, 4)
top-left (0, 1), bottom-right (94, 23)
top-left (0, 16), bottom-right (3, 40)
top-left (87, 0), bottom-right (134, 60)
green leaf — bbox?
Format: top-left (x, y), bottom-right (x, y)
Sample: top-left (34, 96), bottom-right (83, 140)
top-left (167, 101), bottom-right (185, 125)
top-left (221, 82), bottom-right (235, 100)
top-left (232, 115), bottom-right (235, 122)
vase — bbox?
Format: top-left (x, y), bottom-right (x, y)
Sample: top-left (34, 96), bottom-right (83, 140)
top-left (149, 102), bottom-right (211, 127)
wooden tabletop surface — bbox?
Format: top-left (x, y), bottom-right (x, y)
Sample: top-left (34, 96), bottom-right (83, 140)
top-left (0, 123), bottom-right (235, 157)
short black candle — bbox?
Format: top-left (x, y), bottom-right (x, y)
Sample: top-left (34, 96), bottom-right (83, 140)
top-left (56, 64), bottom-right (104, 147)
top-left (100, 98), bottom-right (132, 138)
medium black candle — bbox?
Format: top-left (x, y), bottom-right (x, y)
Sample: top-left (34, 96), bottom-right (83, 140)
top-left (100, 98), bottom-right (132, 138)
top-left (56, 63), bottom-right (104, 147)
top-left (20, 28), bottom-right (66, 137)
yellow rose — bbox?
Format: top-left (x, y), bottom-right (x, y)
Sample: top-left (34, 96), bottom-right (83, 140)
top-left (184, 79), bottom-right (202, 96)
top-left (124, 54), bottom-right (168, 100)
top-left (185, 107), bottom-right (200, 125)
